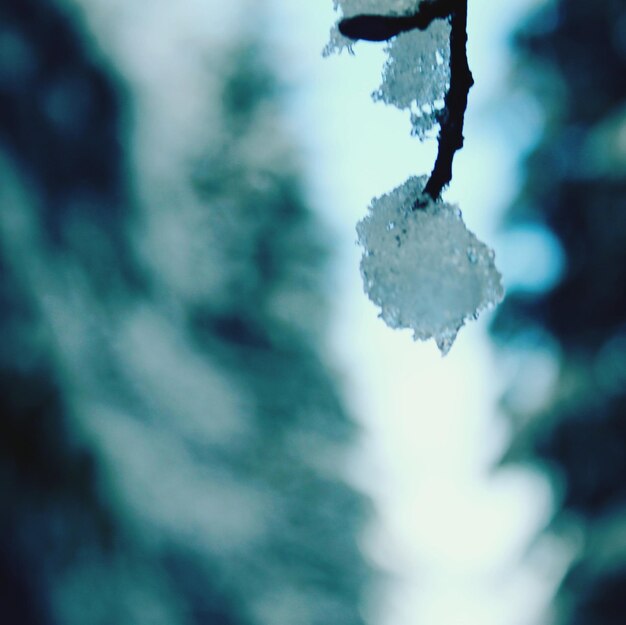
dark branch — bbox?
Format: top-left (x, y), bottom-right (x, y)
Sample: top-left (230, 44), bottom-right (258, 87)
top-left (338, 1), bottom-right (454, 41)
top-left (421, 0), bottom-right (473, 202)
top-left (336, 0), bottom-right (473, 206)
top-left (339, 15), bottom-right (430, 41)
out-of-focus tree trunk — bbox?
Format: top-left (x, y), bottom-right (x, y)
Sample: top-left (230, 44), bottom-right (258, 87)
top-left (492, 1), bottom-right (626, 623)
top-left (0, 2), bottom-right (374, 624)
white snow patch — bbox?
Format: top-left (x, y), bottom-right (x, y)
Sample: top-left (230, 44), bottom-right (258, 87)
top-left (357, 176), bottom-right (504, 354)
top-left (325, 0), bottom-right (450, 137)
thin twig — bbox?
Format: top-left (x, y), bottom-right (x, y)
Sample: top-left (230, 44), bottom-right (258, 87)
top-left (338, 0), bottom-right (453, 41)
top-left (337, 0), bottom-right (473, 206)
top-left (422, 0), bottom-right (473, 202)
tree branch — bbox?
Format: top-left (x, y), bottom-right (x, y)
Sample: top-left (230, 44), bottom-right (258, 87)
top-left (421, 1), bottom-right (473, 203)
top-left (337, 1), bottom-right (473, 206)
top-left (338, 0), bottom-right (454, 41)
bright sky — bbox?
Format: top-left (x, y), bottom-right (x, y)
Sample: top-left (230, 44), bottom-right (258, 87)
top-left (266, 2), bottom-right (562, 625)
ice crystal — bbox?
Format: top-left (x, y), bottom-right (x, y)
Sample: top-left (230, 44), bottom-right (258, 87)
top-left (325, 0), bottom-right (421, 54)
top-left (325, 0), bottom-right (450, 137)
top-left (373, 22), bottom-right (450, 138)
top-left (357, 177), bottom-right (504, 355)
top-left (333, 0), bottom-right (419, 15)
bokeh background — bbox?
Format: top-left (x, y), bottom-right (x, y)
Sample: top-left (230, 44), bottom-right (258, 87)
top-left (1, 1), bottom-right (625, 625)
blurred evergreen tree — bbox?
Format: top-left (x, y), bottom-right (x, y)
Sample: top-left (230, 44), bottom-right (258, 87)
top-left (0, 1), bottom-right (373, 624)
top-left (491, 1), bottom-right (626, 623)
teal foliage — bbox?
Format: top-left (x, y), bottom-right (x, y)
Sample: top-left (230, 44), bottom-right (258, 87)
top-left (492, 1), bottom-right (626, 623)
top-left (0, 2), bottom-right (373, 624)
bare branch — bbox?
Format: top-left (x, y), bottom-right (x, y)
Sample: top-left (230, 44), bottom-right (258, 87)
top-left (338, 0), bottom-right (453, 41)
top-left (422, 1), bottom-right (473, 203)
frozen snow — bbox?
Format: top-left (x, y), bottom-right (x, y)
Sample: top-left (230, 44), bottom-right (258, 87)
top-left (373, 22), bottom-right (450, 138)
top-left (325, 0), bottom-right (450, 137)
top-left (327, 2), bottom-right (502, 353)
top-left (325, 1), bottom-right (422, 55)
top-left (357, 177), bottom-right (504, 355)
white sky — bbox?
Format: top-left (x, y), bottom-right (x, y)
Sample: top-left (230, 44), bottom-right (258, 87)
top-left (266, 2), bottom-right (563, 625)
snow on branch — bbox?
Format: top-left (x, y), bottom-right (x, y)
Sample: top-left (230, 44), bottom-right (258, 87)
top-left (357, 177), bottom-right (503, 355)
top-left (326, 0), bottom-right (503, 354)
top-left (338, 0), bottom-right (472, 202)
top-left (338, 1), bottom-right (454, 41)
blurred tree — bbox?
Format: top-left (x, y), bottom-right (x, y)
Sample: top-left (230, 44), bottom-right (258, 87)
top-left (491, 1), bottom-right (626, 623)
top-left (0, 1), bottom-right (373, 625)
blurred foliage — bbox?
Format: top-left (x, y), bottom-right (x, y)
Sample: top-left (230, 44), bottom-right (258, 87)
top-left (0, 1), bottom-right (373, 624)
top-left (492, 0), bottom-right (626, 623)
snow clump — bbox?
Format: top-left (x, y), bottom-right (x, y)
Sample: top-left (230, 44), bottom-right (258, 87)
top-left (373, 22), bottom-right (450, 138)
top-left (325, 0), bottom-right (450, 138)
top-left (357, 177), bottom-right (504, 355)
